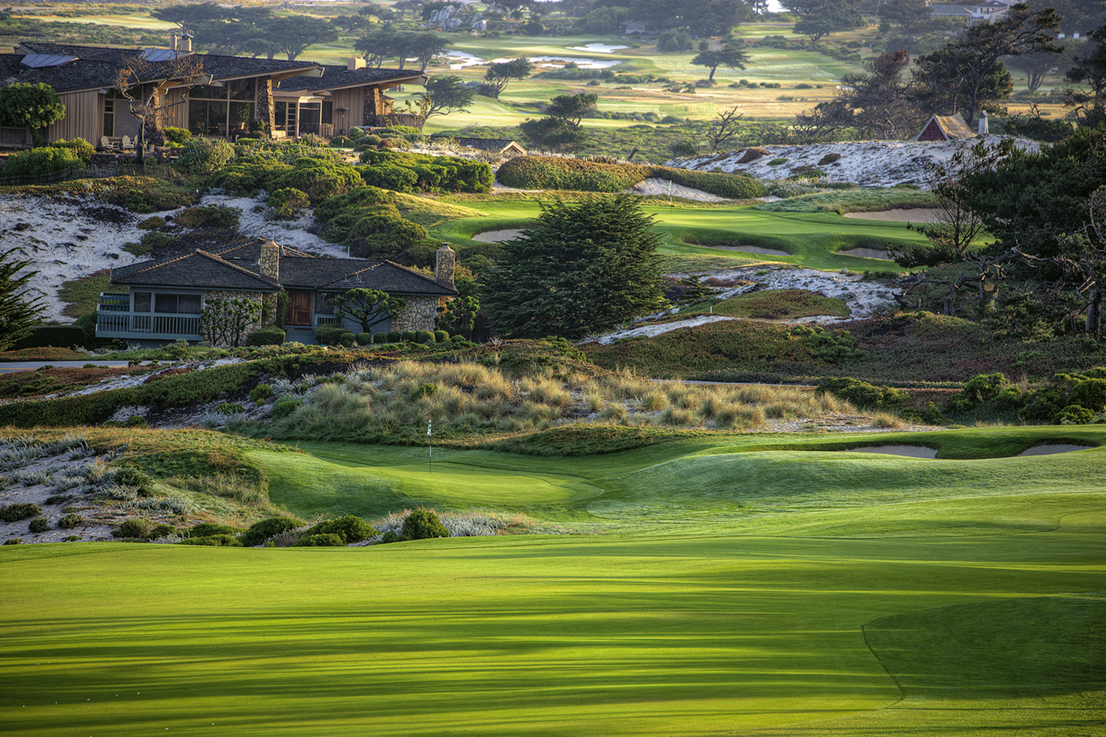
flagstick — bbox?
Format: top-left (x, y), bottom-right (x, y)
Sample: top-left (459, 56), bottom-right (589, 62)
top-left (427, 420), bottom-right (432, 474)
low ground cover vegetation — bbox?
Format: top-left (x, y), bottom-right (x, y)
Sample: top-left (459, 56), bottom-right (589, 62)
top-left (585, 312), bottom-right (1106, 386)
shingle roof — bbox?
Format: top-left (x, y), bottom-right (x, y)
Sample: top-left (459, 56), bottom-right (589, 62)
top-left (277, 64), bottom-right (424, 92)
top-left (113, 239), bottom-right (456, 296)
top-left (2, 42), bottom-right (319, 93)
top-left (111, 249), bottom-right (281, 291)
top-left (281, 257), bottom-right (456, 295)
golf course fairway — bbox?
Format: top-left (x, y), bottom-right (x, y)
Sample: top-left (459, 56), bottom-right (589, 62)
top-left (2, 428), bottom-right (1105, 736)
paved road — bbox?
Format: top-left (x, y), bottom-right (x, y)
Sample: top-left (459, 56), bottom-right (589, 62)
top-left (0, 361), bottom-right (134, 375)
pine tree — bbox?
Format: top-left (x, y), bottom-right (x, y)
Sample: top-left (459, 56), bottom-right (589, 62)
top-left (485, 195), bottom-right (668, 340)
top-left (0, 249), bottom-right (45, 352)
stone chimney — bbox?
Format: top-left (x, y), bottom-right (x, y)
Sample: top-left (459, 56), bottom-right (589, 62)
top-left (435, 243), bottom-right (455, 288)
top-left (260, 240), bottom-right (280, 282)
top-left (170, 33), bottom-right (177, 52)
top-left (180, 33), bottom-right (193, 53)
top-left (348, 57), bottom-right (366, 72)
top-left (978, 111), bottom-right (988, 136)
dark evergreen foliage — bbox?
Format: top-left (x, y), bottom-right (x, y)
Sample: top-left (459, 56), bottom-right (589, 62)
top-left (485, 195), bottom-right (668, 340)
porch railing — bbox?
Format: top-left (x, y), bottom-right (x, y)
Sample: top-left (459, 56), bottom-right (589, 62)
top-left (96, 293), bottom-right (203, 341)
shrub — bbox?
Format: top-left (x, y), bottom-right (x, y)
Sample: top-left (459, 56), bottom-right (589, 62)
top-left (380, 530), bottom-right (402, 544)
top-left (175, 205), bottom-right (240, 230)
top-left (434, 330), bottom-right (449, 343)
top-left (295, 532), bottom-right (345, 547)
top-left (57, 513), bottom-right (84, 529)
top-left (355, 332), bottom-right (373, 346)
top-left (10, 325), bottom-right (86, 350)
top-left (28, 517), bottom-right (49, 533)
top-left (1056, 404), bottom-right (1094, 424)
top-left (163, 127), bottom-right (191, 145)
top-left (113, 517), bottom-right (155, 539)
top-left (372, 332), bottom-right (387, 344)
top-left (416, 330), bottom-right (435, 344)
top-left (241, 517), bottom-right (301, 546)
top-left (245, 327), bottom-right (286, 347)
top-left (178, 138), bottom-right (236, 175)
top-left (401, 330), bottom-right (416, 343)
top-left (315, 323), bottom-right (352, 346)
top-left (0, 145), bottom-right (82, 178)
top-left (190, 522), bottom-right (242, 537)
top-left (0, 503), bottom-right (42, 523)
top-left (124, 415), bottom-right (147, 427)
top-left (4, 538), bottom-right (22, 545)
top-left (329, 135), bottom-right (352, 148)
top-left (273, 157), bottom-right (362, 204)
top-left (137, 216), bottom-right (166, 231)
top-left (210, 159), bottom-right (294, 195)
top-left (50, 138), bottom-right (94, 164)
top-left (271, 398), bottom-right (302, 421)
top-left (304, 515), bottom-right (377, 543)
top-left (388, 331), bottom-right (402, 343)
top-left (178, 533), bottom-right (242, 546)
top-left (359, 149), bottom-right (493, 193)
top-left (250, 383), bottom-right (274, 402)
top-left (401, 509), bottom-right (450, 540)
top-left (267, 187), bottom-right (311, 220)
top-left (151, 524), bottom-right (177, 538)
top-left (816, 377), bottom-right (905, 409)
top-left (339, 332), bottom-right (356, 348)
top-left (216, 402), bottom-right (244, 415)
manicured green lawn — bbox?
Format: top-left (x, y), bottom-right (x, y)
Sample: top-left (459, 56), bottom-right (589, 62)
top-left (433, 198), bottom-right (930, 271)
top-left (2, 434), bottom-right (1103, 736)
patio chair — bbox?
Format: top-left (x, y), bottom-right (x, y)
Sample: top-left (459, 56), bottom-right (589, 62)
top-left (120, 136), bottom-right (135, 151)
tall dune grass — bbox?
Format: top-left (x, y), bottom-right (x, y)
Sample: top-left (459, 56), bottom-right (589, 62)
top-left (273, 362), bottom-right (856, 442)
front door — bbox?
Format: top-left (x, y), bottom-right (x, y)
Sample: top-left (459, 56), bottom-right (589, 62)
top-left (287, 289), bottom-right (312, 326)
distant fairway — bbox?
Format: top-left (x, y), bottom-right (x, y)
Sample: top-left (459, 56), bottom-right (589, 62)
top-left (431, 198), bottom-right (932, 271)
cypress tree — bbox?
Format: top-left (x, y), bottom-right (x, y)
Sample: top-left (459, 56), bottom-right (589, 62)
top-left (485, 194), bottom-right (668, 340)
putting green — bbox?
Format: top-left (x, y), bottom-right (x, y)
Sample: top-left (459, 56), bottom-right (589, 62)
top-left (259, 443), bottom-right (604, 519)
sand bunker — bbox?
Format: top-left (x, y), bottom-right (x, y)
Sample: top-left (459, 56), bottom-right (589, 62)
top-left (840, 247), bottom-right (891, 260)
top-left (472, 229), bottom-right (525, 243)
top-left (843, 208), bottom-right (942, 223)
top-left (848, 445), bottom-right (938, 458)
top-left (1016, 444), bottom-right (1096, 456)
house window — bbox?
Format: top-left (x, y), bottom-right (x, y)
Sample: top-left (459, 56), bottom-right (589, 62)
top-left (154, 293), bottom-right (202, 314)
top-left (187, 82), bottom-right (256, 138)
top-left (322, 101), bottom-right (333, 125)
top-left (103, 92), bottom-right (116, 138)
top-left (133, 292), bottom-right (152, 313)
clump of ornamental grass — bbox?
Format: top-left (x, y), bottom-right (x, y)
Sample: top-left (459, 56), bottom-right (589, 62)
top-left (271, 360), bottom-right (853, 443)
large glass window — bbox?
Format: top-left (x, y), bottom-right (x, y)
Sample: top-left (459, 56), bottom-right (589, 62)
top-left (154, 293), bottom-right (202, 314)
top-left (133, 292), bottom-right (151, 313)
top-left (187, 84), bottom-right (255, 138)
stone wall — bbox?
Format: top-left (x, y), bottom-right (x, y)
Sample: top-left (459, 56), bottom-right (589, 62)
top-left (203, 290), bottom-right (266, 347)
top-left (392, 296), bottom-right (439, 333)
top-left (255, 78), bottom-right (275, 136)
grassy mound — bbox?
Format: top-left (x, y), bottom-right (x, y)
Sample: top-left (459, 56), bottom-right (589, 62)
top-left (496, 155), bottom-right (767, 199)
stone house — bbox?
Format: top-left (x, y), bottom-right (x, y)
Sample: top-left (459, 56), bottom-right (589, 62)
top-left (96, 237), bottom-right (457, 347)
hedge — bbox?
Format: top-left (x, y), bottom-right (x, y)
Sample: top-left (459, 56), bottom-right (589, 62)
top-left (11, 325), bottom-right (87, 350)
top-left (358, 149), bottom-right (493, 193)
top-left (495, 155), bottom-right (766, 199)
